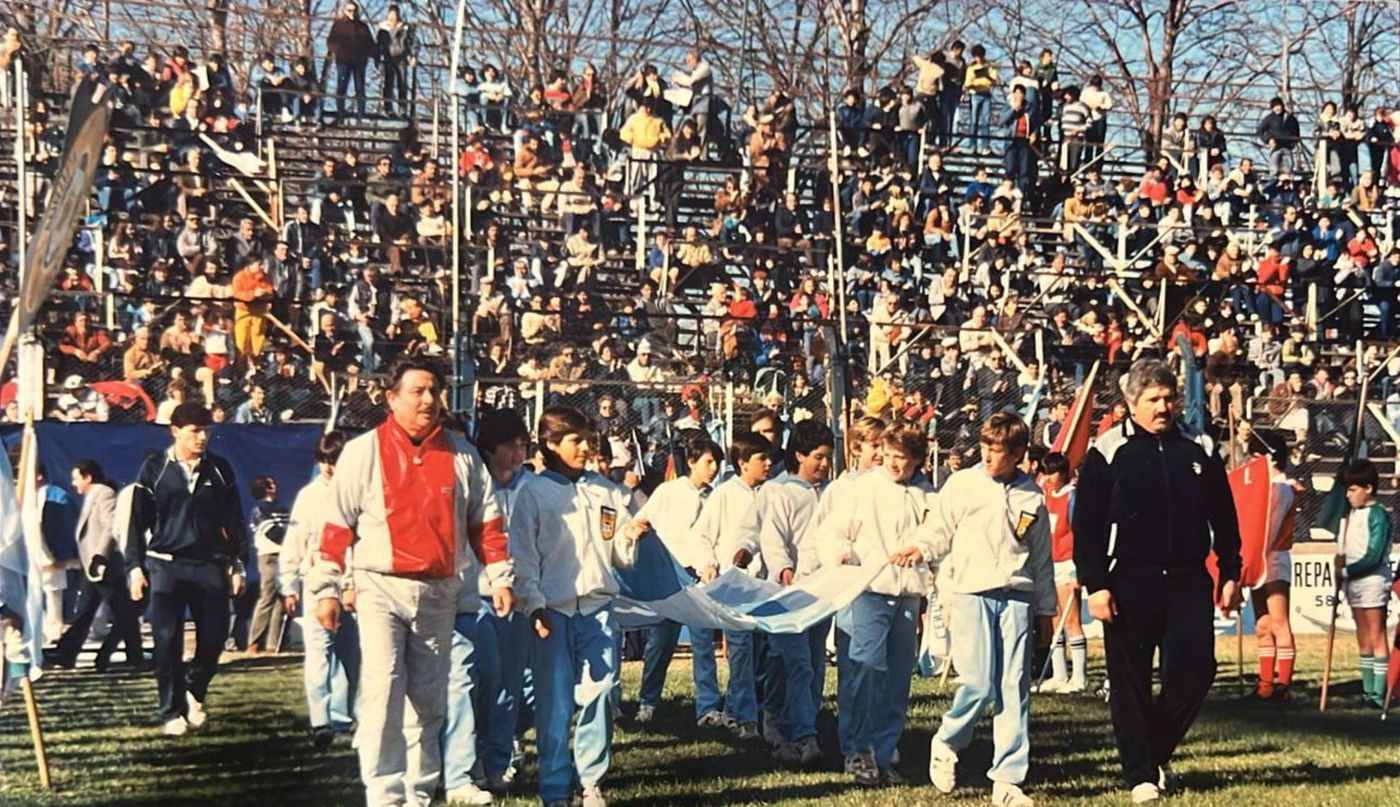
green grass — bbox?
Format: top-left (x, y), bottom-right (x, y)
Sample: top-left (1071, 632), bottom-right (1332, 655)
top-left (2, 635), bottom-right (1398, 806)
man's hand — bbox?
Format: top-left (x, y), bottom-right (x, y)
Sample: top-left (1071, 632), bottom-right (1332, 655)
top-left (343, 588), bottom-right (357, 612)
top-left (531, 609), bottom-right (551, 639)
top-left (1087, 589), bottom-right (1117, 624)
top-left (1035, 614), bottom-right (1054, 648)
top-left (493, 586), bottom-right (515, 617)
top-left (283, 593), bottom-right (300, 614)
top-left (778, 568), bottom-right (795, 587)
top-left (230, 573), bottom-right (246, 598)
top-left (0, 611), bottom-right (21, 633)
top-left (889, 546), bottom-right (925, 568)
top-left (623, 518), bottom-right (650, 542)
top-left (700, 565), bottom-right (720, 584)
top-left (1219, 579), bottom-right (1243, 618)
top-left (731, 548), bottom-right (753, 569)
top-left (316, 598), bottom-right (342, 632)
top-left (130, 568), bottom-right (148, 602)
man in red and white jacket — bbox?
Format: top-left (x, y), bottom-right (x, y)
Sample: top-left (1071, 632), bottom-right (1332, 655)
top-left (309, 358), bottom-right (513, 807)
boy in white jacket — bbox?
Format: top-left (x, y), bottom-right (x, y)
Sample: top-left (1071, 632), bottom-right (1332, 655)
top-left (691, 430), bottom-right (774, 739)
top-left (510, 406), bottom-right (643, 807)
top-left (816, 424), bottom-right (935, 786)
top-left (632, 434), bottom-right (725, 726)
top-left (755, 420), bottom-right (834, 767)
top-left (280, 431), bottom-right (358, 749)
top-left (894, 413), bottom-right (1055, 807)
top-left (441, 407), bottom-right (535, 803)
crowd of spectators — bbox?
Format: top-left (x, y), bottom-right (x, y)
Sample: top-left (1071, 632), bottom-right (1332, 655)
top-left (1, 20), bottom-right (1399, 477)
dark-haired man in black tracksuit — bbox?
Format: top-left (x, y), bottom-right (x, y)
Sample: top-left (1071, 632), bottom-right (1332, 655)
top-left (1072, 359), bottom-right (1241, 804)
top-left (128, 402), bottom-right (248, 737)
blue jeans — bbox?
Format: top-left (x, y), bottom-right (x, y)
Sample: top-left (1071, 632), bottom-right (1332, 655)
top-left (969, 93), bottom-right (992, 152)
top-left (836, 593), bottom-right (919, 766)
top-left (935, 590), bottom-right (1033, 785)
top-left (765, 617), bottom-right (831, 742)
top-left (534, 606), bottom-right (617, 804)
top-left (334, 60), bottom-right (367, 118)
top-left (303, 610), bottom-right (359, 731)
top-left (637, 620), bottom-right (720, 716)
top-left (477, 607), bottom-right (530, 780)
top-left (442, 612), bottom-right (483, 791)
top-left (724, 629), bottom-right (762, 725)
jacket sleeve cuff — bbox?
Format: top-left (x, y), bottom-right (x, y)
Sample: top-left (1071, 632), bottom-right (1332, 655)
top-left (484, 559), bottom-right (515, 591)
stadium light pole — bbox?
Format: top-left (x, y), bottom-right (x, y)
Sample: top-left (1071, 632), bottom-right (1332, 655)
top-left (449, 0), bottom-right (467, 411)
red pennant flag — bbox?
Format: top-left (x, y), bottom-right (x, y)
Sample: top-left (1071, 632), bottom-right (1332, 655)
top-left (663, 452), bottom-right (678, 482)
top-left (1051, 361), bottom-right (1099, 472)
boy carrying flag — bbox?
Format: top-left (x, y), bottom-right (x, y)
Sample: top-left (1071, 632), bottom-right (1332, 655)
top-left (892, 413), bottom-right (1054, 807)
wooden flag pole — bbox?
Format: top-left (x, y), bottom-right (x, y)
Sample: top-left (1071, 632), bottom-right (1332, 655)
top-left (15, 418), bottom-right (52, 789)
top-left (1319, 548), bottom-right (1345, 712)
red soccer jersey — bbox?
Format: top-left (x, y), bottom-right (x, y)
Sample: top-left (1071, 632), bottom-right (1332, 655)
top-left (1046, 484), bottom-right (1075, 563)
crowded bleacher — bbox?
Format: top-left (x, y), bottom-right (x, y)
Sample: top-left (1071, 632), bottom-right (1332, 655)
top-left (0, 11), bottom-right (1398, 515)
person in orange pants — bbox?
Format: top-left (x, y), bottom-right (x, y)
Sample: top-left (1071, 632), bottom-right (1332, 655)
top-left (231, 256), bottom-right (274, 364)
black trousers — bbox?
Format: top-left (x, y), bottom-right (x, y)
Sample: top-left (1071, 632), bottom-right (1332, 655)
top-left (1104, 568), bottom-right (1217, 788)
top-left (54, 571), bottom-right (144, 666)
top-left (147, 559), bottom-right (230, 721)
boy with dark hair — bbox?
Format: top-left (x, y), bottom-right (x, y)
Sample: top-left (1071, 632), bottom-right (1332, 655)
top-left (632, 434), bottom-right (727, 726)
top-left (895, 413), bottom-right (1054, 807)
top-left (282, 431), bottom-right (358, 748)
top-left (248, 474), bottom-right (290, 653)
top-left (1338, 458), bottom-right (1392, 708)
top-left (512, 405), bottom-right (643, 807)
top-left (755, 420), bottom-right (835, 766)
top-left (693, 430), bottom-right (774, 739)
top-left (1038, 451), bottom-right (1087, 694)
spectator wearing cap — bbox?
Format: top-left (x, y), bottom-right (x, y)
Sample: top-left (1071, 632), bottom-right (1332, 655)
top-left (126, 401), bottom-right (249, 736)
top-left (52, 375), bottom-right (109, 422)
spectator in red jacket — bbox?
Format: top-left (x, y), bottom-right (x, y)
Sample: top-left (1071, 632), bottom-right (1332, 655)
top-left (1255, 244), bottom-right (1290, 324)
top-left (58, 311), bottom-right (115, 381)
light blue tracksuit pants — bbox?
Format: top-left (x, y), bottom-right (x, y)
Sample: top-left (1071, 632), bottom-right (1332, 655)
top-left (765, 616), bottom-right (831, 742)
top-left (836, 593), bottom-right (919, 766)
top-left (638, 619), bottom-right (720, 716)
top-left (441, 604), bottom-right (531, 791)
top-left (302, 610), bottom-right (359, 731)
top-left (535, 606), bottom-right (618, 804)
top-left (935, 589), bottom-right (1033, 785)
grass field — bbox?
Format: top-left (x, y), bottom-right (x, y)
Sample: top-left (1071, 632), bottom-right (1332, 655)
top-left (2, 635), bottom-right (1399, 807)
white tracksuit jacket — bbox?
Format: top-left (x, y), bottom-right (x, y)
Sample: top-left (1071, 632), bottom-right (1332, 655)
top-left (910, 465), bottom-right (1057, 616)
top-left (510, 469), bottom-right (638, 618)
top-left (631, 477), bottom-right (710, 570)
top-left (812, 467), bottom-right (937, 597)
top-left (693, 475), bottom-right (764, 577)
top-left (753, 474), bottom-right (824, 581)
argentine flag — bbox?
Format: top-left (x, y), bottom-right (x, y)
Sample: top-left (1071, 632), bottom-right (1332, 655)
top-left (612, 529), bottom-right (884, 633)
top-left (0, 432), bottom-right (44, 697)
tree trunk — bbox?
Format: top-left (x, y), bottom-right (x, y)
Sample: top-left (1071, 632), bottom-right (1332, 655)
top-left (209, 0), bottom-right (230, 54)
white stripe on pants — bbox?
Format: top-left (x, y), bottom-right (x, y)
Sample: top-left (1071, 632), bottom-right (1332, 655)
top-left (354, 570), bottom-right (462, 807)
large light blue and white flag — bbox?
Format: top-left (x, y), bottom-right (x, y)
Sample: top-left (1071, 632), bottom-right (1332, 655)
top-left (613, 530), bottom-right (883, 632)
top-left (0, 432), bottom-right (44, 694)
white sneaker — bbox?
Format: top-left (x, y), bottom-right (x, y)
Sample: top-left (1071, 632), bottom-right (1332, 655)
top-left (581, 785), bottom-right (607, 807)
top-left (1036, 678), bottom-right (1067, 694)
top-left (929, 740), bottom-right (958, 794)
top-left (635, 704), bottom-right (655, 724)
top-left (1064, 678), bottom-right (1088, 694)
top-left (445, 783), bottom-right (494, 805)
top-left (991, 782), bottom-right (1034, 806)
top-left (185, 693), bottom-right (207, 729)
top-left (162, 716), bottom-right (189, 736)
top-left (1131, 783), bottom-right (1163, 803)
top-left (696, 709), bottom-right (732, 729)
top-left (1157, 763), bottom-right (1178, 793)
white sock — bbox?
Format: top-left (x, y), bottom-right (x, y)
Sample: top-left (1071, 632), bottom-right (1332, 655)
top-left (1069, 636), bottom-right (1088, 684)
top-left (1050, 634), bottom-right (1068, 682)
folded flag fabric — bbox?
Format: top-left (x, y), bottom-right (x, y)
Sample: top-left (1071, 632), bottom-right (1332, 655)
top-left (0, 434), bottom-right (44, 692)
top-left (612, 530), bottom-right (884, 633)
